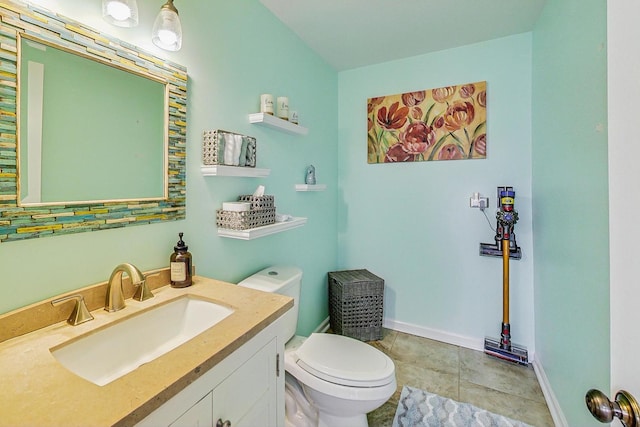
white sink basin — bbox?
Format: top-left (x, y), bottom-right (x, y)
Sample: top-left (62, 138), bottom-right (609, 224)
top-left (51, 296), bottom-right (234, 386)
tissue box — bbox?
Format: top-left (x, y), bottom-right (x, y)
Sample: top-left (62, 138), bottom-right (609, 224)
top-left (237, 195), bottom-right (274, 210)
top-left (202, 130), bottom-right (256, 167)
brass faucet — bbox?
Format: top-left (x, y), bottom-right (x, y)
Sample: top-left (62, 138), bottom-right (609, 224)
top-left (104, 263), bottom-right (153, 312)
top-left (51, 294), bottom-right (94, 326)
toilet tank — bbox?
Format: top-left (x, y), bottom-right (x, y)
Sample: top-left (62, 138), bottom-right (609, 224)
top-left (237, 266), bottom-right (302, 341)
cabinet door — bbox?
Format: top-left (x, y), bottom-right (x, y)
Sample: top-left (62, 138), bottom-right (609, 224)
top-left (169, 392), bottom-right (213, 427)
top-left (212, 338), bottom-right (277, 427)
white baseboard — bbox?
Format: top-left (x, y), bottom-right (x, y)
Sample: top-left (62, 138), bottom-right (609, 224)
top-left (383, 318), bottom-right (539, 362)
top-left (532, 358), bottom-right (568, 427)
top-left (314, 317), bottom-right (331, 333)
top-left (383, 318), bottom-right (486, 352)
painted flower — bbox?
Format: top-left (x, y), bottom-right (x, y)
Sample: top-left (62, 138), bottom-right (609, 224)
top-left (433, 115), bottom-right (445, 129)
top-left (438, 144), bottom-right (464, 160)
top-left (410, 106), bottom-right (423, 120)
top-left (368, 97), bottom-right (384, 114)
top-left (477, 90), bottom-right (486, 108)
top-left (401, 91), bottom-right (426, 107)
top-left (443, 101), bottom-right (475, 132)
top-left (377, 102), bottom-right (409, 130)
top-left (384, 143), bottom-right (414, 162)
top-left (459, 84), bottom-right (475, 98)
top-left (432, 86), bottom-right (456, 103)
top-left (399, 122), bottom-right (435, 154)
top-left (474, 133), bottom-right (487, 156)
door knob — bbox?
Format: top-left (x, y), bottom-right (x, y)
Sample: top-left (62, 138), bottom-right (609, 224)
top-left (216, 419), bottom-right (231, 427)
top-left (586, 389), bottom-right (640, 427)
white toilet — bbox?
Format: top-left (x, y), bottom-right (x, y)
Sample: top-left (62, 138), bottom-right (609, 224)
top-left (238, 266), bottom-right (396, 427)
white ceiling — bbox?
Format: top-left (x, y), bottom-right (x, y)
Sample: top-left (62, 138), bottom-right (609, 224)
top-left (259, 0), bottom-right (547, 71)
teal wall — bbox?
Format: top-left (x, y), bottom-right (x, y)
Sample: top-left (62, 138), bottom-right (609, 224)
top-left (177, 1), bottom-right (338, 335)
top-left (2, 0), bottom-right (338, 336)
top-left (338, 34), bottom-right (535, 350)
top-left (531, 0), bottom-right (609, 424)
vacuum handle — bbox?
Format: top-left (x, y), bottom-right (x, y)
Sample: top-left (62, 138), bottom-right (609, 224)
top-left (502, 238), bottom-right (510, 325)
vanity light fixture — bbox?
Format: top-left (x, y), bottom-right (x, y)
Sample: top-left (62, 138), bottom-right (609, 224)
top-left (102, 0), bottom-right (138, 27)
top-left (151, 0), bottom-right (182, 52)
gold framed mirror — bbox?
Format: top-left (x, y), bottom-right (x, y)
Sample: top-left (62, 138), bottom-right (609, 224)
top-left (0, 0), bottom-right (187, 243)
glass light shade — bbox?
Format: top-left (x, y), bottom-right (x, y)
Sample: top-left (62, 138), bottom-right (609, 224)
top-left (102, 0), bottom-right (138, 27)
top-left (152, 0), bottom-right (182, 51)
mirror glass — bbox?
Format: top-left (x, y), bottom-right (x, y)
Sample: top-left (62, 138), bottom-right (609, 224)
top-left (19, 36), bottom-right (167, 205)
top-left (0, 1), bottom-right (187, 243)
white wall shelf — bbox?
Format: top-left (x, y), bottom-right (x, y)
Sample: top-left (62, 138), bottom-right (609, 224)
top-left (217, 217), bottom-right (307, 240)
top-left (295, 184), bottom-right (327, 192)
top-left (249, 113), bottom-right (308, 135)
top-left (201, 165), bottom-right (270, 177)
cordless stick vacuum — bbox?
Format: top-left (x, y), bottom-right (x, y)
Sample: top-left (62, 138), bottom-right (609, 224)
top-left (481, 187), bottom-right (529, 365)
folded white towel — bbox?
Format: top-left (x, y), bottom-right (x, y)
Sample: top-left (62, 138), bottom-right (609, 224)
top-left (232, 134), bottom-right (243, 166)
top-left (223, 133), bottom-right (236, 165)
top-left (276, 213), bottom-right (293, 222)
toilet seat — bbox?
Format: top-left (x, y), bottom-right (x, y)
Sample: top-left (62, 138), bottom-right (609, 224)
top-left (294, 333), bottom-right (395, 387)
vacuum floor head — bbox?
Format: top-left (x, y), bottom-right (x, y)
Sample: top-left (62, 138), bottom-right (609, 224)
top-left (484, 337), bottom-right (529, 366)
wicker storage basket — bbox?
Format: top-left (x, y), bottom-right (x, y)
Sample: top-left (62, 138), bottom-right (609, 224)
top-left (328, 269), bottom-right (384, 341)
top-left (216, 194), bottom-right (276, 230)
top-left (202, 129), bottom-right (256, 167)
top-left (216, 208), bottom-right (276, 230)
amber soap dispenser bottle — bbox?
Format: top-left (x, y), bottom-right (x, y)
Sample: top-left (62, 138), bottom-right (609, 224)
top-left (170, 232), bottom-right (192, 287)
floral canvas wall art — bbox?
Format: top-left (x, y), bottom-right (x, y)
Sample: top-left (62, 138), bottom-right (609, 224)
top-left (367, 81), bottom-right (487, 163)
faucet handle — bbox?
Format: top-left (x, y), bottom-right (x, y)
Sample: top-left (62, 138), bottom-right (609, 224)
top-left (132, 277), bottom-right (154, 302)
top-left (132, 272), bottom-right (157, 302)
top-left (51, 294), bottom-right (94, 326)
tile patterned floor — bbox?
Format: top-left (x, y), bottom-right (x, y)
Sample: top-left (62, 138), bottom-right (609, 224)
top-left (366, 329), bottom-right (555, 427)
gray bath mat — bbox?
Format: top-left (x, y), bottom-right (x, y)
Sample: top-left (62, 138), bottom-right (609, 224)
top-left (392, 385), bottom-right (533, 427)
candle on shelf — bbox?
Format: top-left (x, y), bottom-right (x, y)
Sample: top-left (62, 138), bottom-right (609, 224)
top-left (276, 96), bottom-right (289, 120)
top-left (260, 94), bottom-right (274, 114)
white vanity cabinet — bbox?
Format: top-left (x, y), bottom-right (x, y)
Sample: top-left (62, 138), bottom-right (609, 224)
top-left (137, 317), bottom-right (286, 427)
top-left (170, 392), bottom-right (212, 426)
top-left (211, 338), bottom-right (277, 426)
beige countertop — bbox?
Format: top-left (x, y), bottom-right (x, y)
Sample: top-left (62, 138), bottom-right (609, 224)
top-left (0, 276), bottom-right (293, 426)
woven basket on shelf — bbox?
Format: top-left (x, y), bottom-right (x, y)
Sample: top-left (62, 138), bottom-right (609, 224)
top-left (216, 208), bottom-right (276, 230)
top-left (202, 129), bottom-right (256, 167)
top-left (216, 194), bottom-right (276, 230)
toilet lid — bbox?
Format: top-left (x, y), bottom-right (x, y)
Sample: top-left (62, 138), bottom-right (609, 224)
top-left (295, 333), bottom-right (395, 387)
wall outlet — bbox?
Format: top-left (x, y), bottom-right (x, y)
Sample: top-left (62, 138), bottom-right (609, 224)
top-left (470, 192), bottom-right (489, 209)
